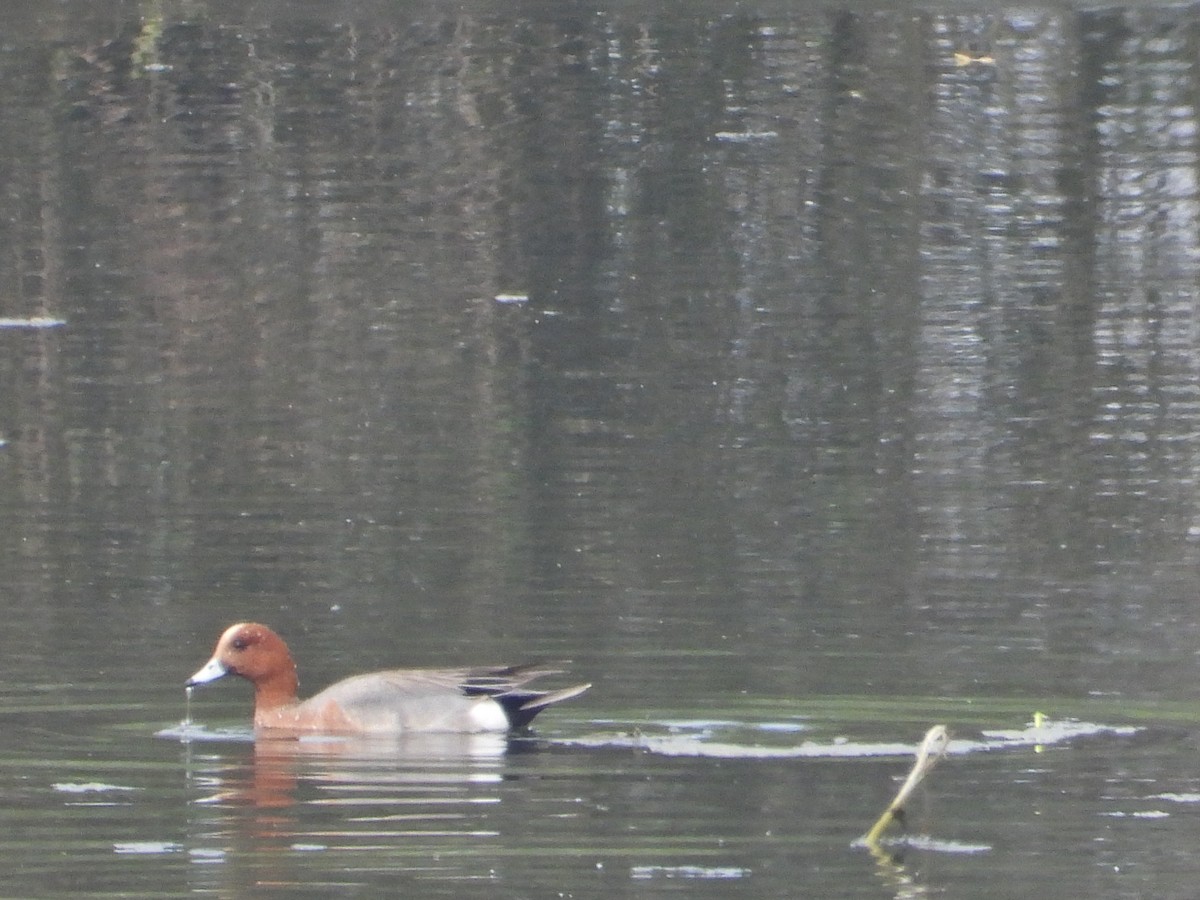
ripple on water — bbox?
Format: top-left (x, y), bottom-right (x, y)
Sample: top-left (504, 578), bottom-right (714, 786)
top-left (563, 716), bottom-right (1140, 759)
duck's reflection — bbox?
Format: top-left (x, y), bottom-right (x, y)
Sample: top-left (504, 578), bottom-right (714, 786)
top-left (180, 732), bottom-right (532, 894)
top-left (190, 731), bottom-right (513, 809)
top-left (864, 838), bottom-right (936, 900)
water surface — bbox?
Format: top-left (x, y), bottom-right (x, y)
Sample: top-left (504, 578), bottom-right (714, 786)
top-left (2, 0), bottom-right (1200, 895)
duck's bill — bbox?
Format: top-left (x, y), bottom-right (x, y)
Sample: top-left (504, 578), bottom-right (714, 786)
top-left (186, 657), bottom-right (229, 686)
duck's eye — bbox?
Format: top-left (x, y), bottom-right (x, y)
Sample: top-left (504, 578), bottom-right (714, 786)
top-left (231, 637), bottom-right (249, 651)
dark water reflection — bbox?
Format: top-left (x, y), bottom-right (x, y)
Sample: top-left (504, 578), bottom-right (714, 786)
top-left (3, 0), bottom-right (1200, 895)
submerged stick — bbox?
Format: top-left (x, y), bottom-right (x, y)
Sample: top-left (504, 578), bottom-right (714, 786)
top-left (862, 724), bottom-right (950, 845)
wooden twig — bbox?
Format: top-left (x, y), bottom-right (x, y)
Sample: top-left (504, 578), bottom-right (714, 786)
top-left (862, 725), bottom-right (950, 845)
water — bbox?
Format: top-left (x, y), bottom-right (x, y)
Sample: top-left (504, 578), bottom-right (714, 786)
top-left (3, 0), bottom-right (1200, 895)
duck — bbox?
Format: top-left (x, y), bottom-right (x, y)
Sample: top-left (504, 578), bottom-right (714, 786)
top-left (186, 622), bottom-right (590, 735)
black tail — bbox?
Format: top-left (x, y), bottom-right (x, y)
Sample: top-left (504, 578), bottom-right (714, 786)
top-left (458, 662), bottom-right (589, 729)
top-left (495, 683), bottom-right (592, 729)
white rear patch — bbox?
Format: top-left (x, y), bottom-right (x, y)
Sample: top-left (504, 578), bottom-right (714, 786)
top-left (469, 699), bottom-right (510, 732)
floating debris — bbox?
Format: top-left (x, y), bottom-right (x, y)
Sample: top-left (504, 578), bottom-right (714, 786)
top-left (153, 722), bottom-right (254, 743)
top-left (494, 293), bottom-right (529, 305)
top-left (1150, 792), bottom-right (1200, 804)
top-left (568, 715), bottom-right (1134, 760)
top-left (114, 842), bottom-right (183, 855)
top-left (0, 317), bottom-right (65, 329)
top-left (973, 716), bottom-right (1139, 749)
top-left (714, 130), bottom-right (779, 143)
top-left (566, 731), bottom-right (924, 758)
top-left (877, 834), bottom-right (990, 854)
top-left (53, 782), bottom-right (139, 794)
top-left (954, 51), bottom-right (996, 67)
top-left (631, 865), bottom-right (750, 880)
